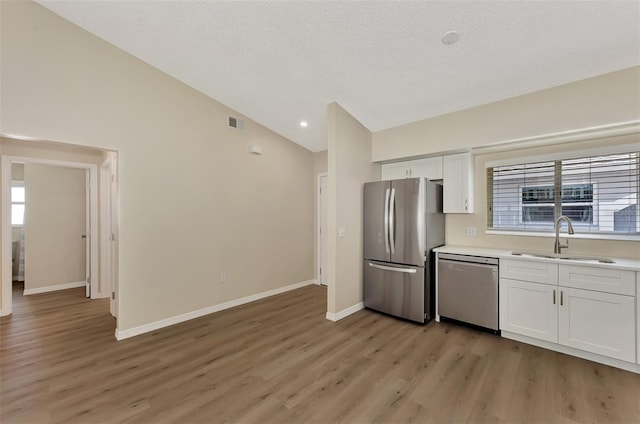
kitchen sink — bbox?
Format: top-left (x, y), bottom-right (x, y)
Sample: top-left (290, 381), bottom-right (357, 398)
top-left (511, 251), bottom-right (615, 264)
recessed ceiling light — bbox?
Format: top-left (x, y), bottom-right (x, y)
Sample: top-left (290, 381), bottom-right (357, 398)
top-left (441, 30), bottom-right (460, 45)
top-left (300, 121), bottom-right (308, 128)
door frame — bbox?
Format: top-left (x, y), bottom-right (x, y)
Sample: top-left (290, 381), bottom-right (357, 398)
top-left (316, 172), bottom-right (328, 286)
top-left (1, 155), bottom-right (99, 315)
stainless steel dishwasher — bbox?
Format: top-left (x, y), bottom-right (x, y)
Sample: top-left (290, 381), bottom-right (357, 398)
top-left (437, 253), bottom-right (499, 332)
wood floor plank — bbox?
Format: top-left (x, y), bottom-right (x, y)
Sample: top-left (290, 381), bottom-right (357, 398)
top-left (2, 282), bottom-right (639, 423)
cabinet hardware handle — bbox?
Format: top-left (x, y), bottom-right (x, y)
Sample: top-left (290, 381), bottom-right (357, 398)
top-left (553, 289), bottom-right (556, 305)
top-left (560, 290), bottom-right (563, 306)
top-left (464, 199), bottom-right (468, 211)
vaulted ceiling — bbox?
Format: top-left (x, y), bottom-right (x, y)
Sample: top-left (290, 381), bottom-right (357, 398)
top-left (38, 1), bottom-right (640, 152)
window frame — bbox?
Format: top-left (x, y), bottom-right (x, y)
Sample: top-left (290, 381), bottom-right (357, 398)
top-left (485, 143), bottom-right (639, 240)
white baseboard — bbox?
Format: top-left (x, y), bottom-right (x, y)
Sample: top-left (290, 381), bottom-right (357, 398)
top-left (115, 279), bottom-right (317, 341)
top-left (326, 302), bottom-right (364, 322)
top-left (502, 331), bottom-right (640, 374)
top-left (23, 281), bottom-right (85, 296)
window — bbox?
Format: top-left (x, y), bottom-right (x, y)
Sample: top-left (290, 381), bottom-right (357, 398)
top-left (488, 151), bottom-right (639, 236)
top-left (522, 184), bottom-right (594, 224)
top-left (11, 182), bottom-right (25, 226)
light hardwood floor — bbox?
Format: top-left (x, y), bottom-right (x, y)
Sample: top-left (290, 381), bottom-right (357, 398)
top-left (1, 283), bottom-right (639, 424)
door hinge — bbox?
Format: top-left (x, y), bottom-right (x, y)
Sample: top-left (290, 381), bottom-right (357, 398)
top-left (320, 267), bottom-right (322, 275)
top-left (111, 292), bottom-right (115, 300)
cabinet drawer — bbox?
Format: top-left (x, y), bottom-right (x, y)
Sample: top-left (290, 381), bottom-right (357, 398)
top-left (559, 265), bottom-right (635, 296)
top-left (500, 259), bottom-right (558, 285)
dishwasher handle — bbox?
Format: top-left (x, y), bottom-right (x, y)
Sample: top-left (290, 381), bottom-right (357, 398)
top-left (438, 253), bottom-right (499, 266)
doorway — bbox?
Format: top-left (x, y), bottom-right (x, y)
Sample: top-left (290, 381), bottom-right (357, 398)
top-left (1, 154), bottom-right (113, 317)
top-left (12, 163), bottom-right (89, 297)
top-left (317, 173), bottom-right (328, 286)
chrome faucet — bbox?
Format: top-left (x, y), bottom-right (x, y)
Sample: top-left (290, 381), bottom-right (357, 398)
top-left (554, 216), bottom-right (575, 254)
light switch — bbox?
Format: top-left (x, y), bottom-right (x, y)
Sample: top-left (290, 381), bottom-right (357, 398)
top-left (466, 227), bottom-right (477, 236)
top-left (338, 227), bottom-right (346, 238)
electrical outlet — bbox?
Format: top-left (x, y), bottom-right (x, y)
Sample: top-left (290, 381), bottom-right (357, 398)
top-left (220, 272), bottom-right (227, 283)
top-left (466, 227), bottom-right (477, 236)
top-left (338, 227), bottom-right (346, 238)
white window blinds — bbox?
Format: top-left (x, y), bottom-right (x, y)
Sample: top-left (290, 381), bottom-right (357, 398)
top-left (488, 151), bottom-right (639, 236)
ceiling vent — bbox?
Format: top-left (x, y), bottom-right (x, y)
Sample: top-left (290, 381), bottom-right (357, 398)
top-left (228, 116), bottom-right (245, 130)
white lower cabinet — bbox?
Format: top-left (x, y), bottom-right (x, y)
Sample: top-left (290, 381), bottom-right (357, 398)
top-left (499, 259), bottom-right (637, 365)
top-left (500, 278), bottom-right (558, 343)
top-left (559, 287), bottom-right (635, 363)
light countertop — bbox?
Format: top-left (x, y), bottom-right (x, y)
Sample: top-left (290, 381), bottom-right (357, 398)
top-left (434, 245), bottom-right (640, 271)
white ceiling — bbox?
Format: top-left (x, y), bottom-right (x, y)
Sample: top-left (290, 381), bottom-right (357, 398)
top-left (37, 1), bottom-right (640, 152)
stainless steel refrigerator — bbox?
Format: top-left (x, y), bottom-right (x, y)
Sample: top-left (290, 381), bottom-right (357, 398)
top-left (363, 177), bottom-right (444, 323)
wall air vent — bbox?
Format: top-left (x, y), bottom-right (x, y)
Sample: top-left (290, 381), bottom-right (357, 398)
top-left (228, 116), bottom-right (245, 130)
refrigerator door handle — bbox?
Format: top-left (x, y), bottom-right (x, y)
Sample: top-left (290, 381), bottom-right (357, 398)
top-left (418, 178), bottom-right (426, 256)
top-left (384, 188), bottom-right (390, 254)
top-left (368, 262), bottom-right (417, 274)
top-left (389, 188), bottom-right (396, 254)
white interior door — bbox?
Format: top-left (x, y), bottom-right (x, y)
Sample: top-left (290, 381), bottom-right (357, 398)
top-left (319, 174), bottom-right (328, 286)
top-left (85, 170), bottom-right (91, 298)
top-left (110, 155), bottom-right (119, 317)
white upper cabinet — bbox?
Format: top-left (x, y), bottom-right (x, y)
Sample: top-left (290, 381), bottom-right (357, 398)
top-left (381, 161), bottom-right (412, 180)
top-left (443, 152), bottom-right (474, 213)
top-left (381, 156), bottom-right (443, 181)
top-left (410, 157), bottom-right (443, 180)
top-left (381, 152), bottom-right (474, 213)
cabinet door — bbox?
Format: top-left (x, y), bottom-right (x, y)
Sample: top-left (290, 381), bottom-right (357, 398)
top-left (381, 162), bottom-right (410, 180)
top-left (443, 152), bottom-right (474, 213)
top-left (559, 287), bottom-right (635, 363)
top-left (411, 157), bottom-right (443, 180)
top-left (500, 278), bottom-right (558, 343)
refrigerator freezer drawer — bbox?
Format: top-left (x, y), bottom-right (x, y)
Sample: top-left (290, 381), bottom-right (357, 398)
top-left (364, 260), bottom-right (427, 323)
